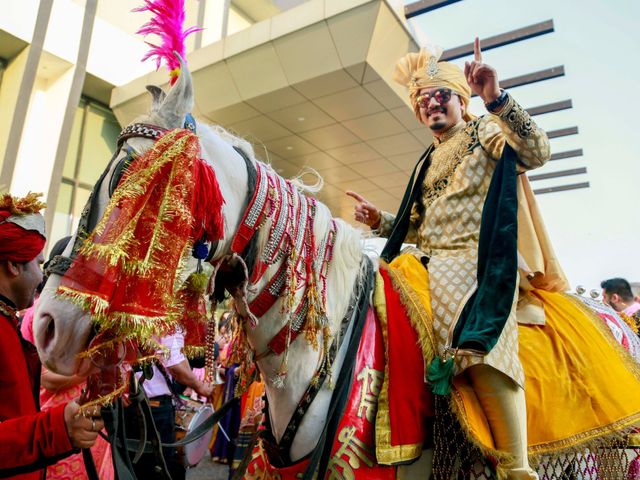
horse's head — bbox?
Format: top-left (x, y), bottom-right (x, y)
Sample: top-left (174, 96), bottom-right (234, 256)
top-left (34, 56), bottom-right (249, 374)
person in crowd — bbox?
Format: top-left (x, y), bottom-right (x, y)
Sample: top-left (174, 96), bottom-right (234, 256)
top-left (0, 192), bottom-right (103, 479)
top-left (206, 310), bottom-right (232, 455)
top-left (124, 330), bottom-right (214, 480)
top-left (40, 368), bottom-right (114, 480)
top-left (601, 277), bottom-right (640, 326)
top-left (211, 313), bottom-right (241, 466)
top-left (230, 377), bottom-right (265, 478)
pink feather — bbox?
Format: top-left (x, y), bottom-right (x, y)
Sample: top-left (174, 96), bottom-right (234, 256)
top-left (133, 0), bottom-right (201, 82)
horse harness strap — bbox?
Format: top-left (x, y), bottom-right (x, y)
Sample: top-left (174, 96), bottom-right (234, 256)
top-left (230, 158), bottom-right (337, 278)
top-left (229, 157), bottom-right (315, 272)
top-left (116, 123), bottom-right (169, 146)
top-left (230, 159), bottom-right (270, 257)
top-left (115, 394), bottom-right (239, 453)
top-left (227, 153), bottom-right (339, 360)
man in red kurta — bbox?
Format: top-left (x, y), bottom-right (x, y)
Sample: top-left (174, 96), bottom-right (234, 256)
top-left (0, 192), bottom-right (104, 479)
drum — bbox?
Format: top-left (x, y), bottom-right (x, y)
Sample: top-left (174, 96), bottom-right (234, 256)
top-left (175, 398), bottom-right (214, 468)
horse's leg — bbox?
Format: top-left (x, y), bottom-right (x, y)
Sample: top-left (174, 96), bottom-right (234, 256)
top-left (398, 449), bottom-right (433, 480)
top-left (467, 365), bottom-right (538, 480)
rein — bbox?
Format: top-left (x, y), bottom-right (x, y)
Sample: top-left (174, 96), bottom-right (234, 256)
top-left (99, 370), bottom-right (238, 480)
top-left (261, 281), bottom-right (360, 467)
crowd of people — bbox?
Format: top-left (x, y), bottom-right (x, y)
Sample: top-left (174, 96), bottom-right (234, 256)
top-left (204, 311), bottom-right (265, 479)
top-left (601, 277), bottom-right (640, 328)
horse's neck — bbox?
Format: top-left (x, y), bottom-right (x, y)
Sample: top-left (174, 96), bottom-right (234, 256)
top-left (239, 174), bottom-right (365, 460)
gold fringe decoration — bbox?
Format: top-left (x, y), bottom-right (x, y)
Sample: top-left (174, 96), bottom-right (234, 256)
top-left (0, 191), bottom-right (46, 214)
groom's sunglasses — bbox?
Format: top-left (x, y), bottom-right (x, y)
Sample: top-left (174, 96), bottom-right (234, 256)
top-left (416, 88), bottom-right (453, 109)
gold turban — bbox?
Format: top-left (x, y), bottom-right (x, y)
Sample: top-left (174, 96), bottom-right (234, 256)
top-left (393, 47), bottom-right (474, 121)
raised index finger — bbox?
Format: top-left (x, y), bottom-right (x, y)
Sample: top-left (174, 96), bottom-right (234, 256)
top-left (474, 37), bottom-right (482, 63)
top-left (346, 190), bottom-right (365, 203)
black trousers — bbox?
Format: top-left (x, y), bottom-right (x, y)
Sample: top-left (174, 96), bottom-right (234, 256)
top-left (124, 395), bottom-right (185, 480)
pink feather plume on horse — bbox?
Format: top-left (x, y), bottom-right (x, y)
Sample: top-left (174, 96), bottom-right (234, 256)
top-left (133, 0), bottom-right (202, 84)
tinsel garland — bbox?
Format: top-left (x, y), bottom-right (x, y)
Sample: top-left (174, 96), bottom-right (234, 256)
top-left (60, 128), bottom-right (225, 406)
top-left (179, 271), bottom-right (209, 358)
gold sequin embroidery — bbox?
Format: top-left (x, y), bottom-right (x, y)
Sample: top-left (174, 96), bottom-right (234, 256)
top-left (422, 121), bottom-right (479, 210)
top-left (499, 95), bottom-right (533, 138)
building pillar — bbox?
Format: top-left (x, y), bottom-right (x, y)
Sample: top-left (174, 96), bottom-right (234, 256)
top-left (44, 0), bottom-right (99, 233)
top-left (0, 0), bottom-right (53, 187)
top-left (201, 0), bottom-right (231, 47)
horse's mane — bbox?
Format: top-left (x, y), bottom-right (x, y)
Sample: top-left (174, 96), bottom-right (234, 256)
top-left (197, 122), bottom-right (255, 159)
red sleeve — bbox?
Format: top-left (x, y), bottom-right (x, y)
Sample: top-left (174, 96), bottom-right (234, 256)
top-left (0, 403), bottom-right (74, 474)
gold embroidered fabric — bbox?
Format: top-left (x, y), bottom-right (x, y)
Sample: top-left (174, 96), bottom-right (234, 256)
top-left (376, 211), bottom-right (396, 239)
top-left (0, 298), bottom-right (17, 323)
top-left (423, 121), bottom-right (478, 211)
top-left (376, 96), bottom-right (550, 385)
top-left (497, 94), bottom-right (533, 138)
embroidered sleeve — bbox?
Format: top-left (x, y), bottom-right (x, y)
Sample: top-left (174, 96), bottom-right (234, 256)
top-left (478, 93), bottom-right (550, 171)
top-left (373, 210), bottom-right (418, 243)
top-left (374, 211), bottom-right (396, 238)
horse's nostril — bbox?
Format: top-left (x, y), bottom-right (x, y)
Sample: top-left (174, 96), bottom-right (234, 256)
top-left (42, 315), bottom-right (56, 350)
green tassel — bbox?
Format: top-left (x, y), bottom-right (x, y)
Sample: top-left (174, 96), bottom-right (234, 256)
top-left (427, 357), bottom-right (455, 396)
top-left (185, 271), bottom-right (208, 294)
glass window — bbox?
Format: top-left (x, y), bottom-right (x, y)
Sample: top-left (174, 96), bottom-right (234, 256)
top-left (72, 187), bottom-right (92, 233)
top-left (63, 102), bottom-right (85, 179)
top-left (49, 182), bottom-right (73, 253)
top-left (51, 97), bottom-right (121, 239)
top-left (78, 104), bottom-right (120, 185)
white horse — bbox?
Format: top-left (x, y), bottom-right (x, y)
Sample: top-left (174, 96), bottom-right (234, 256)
top-left (32, 60), bottom-right (431, 478)
top-left (33, 57), bottom-right (639, 480)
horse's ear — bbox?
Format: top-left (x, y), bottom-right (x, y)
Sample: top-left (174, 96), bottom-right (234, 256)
top-left (155, 52), bottom-right (194, 129)
top-left (146, 85), bottom-right (166, 112)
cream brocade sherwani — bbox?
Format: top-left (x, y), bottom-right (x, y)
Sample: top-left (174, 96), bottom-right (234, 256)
top-left (378, 94), bottom-right (551, 387)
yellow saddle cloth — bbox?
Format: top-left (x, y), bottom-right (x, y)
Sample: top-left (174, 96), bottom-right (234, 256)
top-left (387, 254), bottom-right (640, 456)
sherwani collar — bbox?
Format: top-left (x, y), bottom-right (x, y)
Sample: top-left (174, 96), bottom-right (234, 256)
top-left (433, 120), bottom-right (466, 147)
